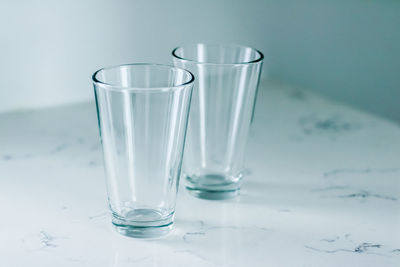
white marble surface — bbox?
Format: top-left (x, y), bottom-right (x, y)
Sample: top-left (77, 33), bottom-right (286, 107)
top-left (0, 81), bottom-right (399, 266)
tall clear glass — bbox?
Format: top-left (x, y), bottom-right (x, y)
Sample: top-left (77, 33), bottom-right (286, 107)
top-left (172, 44), bottom-right (263, 200)
top-left (92, 64), bottom-right (194, 238)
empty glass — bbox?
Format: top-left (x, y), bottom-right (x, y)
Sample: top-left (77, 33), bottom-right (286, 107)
top-left (172, 44), bottom-right (263, 200)
top-left (92, 64), bottom-right (194, 238)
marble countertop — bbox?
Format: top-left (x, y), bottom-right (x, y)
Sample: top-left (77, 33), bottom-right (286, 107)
top-left (0, 81), bottom-right (399, 266)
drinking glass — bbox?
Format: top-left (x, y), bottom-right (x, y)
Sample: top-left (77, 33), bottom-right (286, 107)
top-left (92, 64), bottom-right (194, 237)
top-left (172, 44), bottom-right (263, 200)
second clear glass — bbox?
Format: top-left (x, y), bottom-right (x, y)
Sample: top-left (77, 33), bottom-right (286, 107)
top-left (172, 44), bottom-right (263, 200)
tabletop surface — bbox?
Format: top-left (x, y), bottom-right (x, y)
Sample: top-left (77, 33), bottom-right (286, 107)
top-left (0, 81), bottom-right (399, 267)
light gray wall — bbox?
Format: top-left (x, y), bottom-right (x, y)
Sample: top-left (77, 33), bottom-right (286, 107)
top-left (265, 0), bottom-right (400, 122)
top-left (0, 0), bottom-right (399, 122)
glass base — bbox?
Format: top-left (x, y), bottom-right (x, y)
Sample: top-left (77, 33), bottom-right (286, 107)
top-left (111, 209), bottom-right (173, 238)
top-left (185, 173), bottom-right (241, 200)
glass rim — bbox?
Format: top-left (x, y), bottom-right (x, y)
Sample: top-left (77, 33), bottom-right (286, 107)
top-left (92, 63), bottom-right (195, 92)
top-left (172, 43), bottom-right (264, 66)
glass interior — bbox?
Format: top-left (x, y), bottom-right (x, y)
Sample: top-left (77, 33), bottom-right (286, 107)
top-left (93, 63), bottom-right (194, 237)
top-left (172, 44), bottom-right (263, 64)
top-left (93, 64), bottom-right (193, 89)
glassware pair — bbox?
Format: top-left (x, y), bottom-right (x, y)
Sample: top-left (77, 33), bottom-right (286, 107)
top-left (92, 44), bottom-right (263, 238)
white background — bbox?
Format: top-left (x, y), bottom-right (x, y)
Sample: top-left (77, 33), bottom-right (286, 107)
top-left (1, 0), bottom-right (399, 122)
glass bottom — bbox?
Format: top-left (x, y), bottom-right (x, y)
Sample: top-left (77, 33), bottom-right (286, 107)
top-left (111, 208), bottom-right (174, 238)
top-left (185, 173), bottom-right (242, 200)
